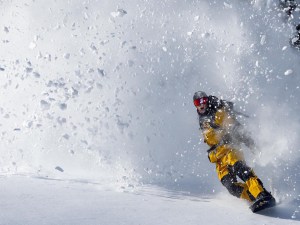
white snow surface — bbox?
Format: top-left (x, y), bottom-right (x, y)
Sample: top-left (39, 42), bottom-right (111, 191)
top-left (1, 0), bottom-right (300, 223)
top-left (1, 175), bottom-right (300, 225)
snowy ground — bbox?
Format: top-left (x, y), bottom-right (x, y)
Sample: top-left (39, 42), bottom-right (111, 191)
top-left (1, 175), bottom-right (300, 225)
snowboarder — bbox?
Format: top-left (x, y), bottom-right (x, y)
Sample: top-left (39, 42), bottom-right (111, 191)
top-left (193, 91), bottom-right (276, 212)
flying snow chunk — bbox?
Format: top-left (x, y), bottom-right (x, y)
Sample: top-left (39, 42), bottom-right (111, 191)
top-left (128, 60), bottom-right (134, 67)
top-left (55, 166), bottom-right (64, 172)
top-left (33, 72), bottom-right (40, 78)
top-left (97, 68), bottom-right (105, 76)
top-left (224, 2), bottom-right (233, 8)
top-left (62, 134), bottom-right (70, 140)
top-left (3, 26), bottom-right (9, 33)
top-left (111, 9), bottom-right (127, 18)
top-left (284, 69), bottom-right (293, 76)
top-left (90, 43), bottom-right (98, 53)
top-left (282, 46), bottom-right (288, 51)
top-left (23, 120), bottom-right (33, 128)
top-left (70, 87), bottom-right (78, 97)
top-left (26, 67), bottom-right (33, 73)
top-left (260, 35), bottom-right (266, 45)
top-left (58, 103), bottom-right (67, 110)
top-left (40, 100), bottom-right (51, 110)
top-left (201, 32), bottom-right (210, 38)
top-left (63, 53), bottom-right (70, 59)
top-left (29, 42), bottom-right (37, 49)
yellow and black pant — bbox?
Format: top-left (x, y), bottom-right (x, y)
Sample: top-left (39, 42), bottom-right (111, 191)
top-left (210, 147), bottom-right (265, 202)
top-left (220, 161), bottom-right (265, 202)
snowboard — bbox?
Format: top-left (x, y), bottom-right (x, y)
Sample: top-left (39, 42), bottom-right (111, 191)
top-left (250, 196), bottom-right (276, 213)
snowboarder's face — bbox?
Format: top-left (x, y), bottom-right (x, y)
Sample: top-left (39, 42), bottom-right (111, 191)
top-left (196, 103), bottom-right (207, 114)
top-left (194, 97), bottom-right (208, 114)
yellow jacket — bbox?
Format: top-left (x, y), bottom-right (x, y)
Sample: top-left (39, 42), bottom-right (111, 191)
top-left (201, 107), bottom-right (239, 163)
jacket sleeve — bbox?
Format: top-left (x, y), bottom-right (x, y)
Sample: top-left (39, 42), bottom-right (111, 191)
top-left (208, 149), bottom-right (218, 163)
top-left (204, 108), bottom-right (237, 163)
top-left (207, 145), bottom-right (232, 163)
top-left (214, 107), bottom-right (236, 132)
top-left (203, 126), bottom-right (223, 146)
top-left (201, 108), bottom-right (233, 147)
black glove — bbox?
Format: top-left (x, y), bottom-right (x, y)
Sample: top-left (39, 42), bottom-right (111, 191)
top-left (207, 145), bottom-right (217, 153)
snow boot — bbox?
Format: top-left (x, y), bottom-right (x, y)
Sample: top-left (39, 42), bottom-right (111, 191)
top-left (250, 191), bottom-right (276, 213)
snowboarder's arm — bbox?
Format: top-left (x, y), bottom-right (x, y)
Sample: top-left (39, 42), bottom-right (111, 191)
top-left (214, 108), bottom-right (236, 131)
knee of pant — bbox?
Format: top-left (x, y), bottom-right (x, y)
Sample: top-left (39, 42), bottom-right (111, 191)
top-left (233, 161), bottom-right (255, 181)
top-left (221, 175), bottom-right (243, 198)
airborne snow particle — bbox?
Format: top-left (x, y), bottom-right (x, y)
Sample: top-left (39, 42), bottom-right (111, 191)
top-left (23, 120), bottom-right (33, 128)
top-left (40, 100), bottom-right (51, 110)
top-left (260, 35), bottom-right (266, 45)
top-left (71, 87), bottom-right (79, 96)
top-left (90, 43), bottom-right (98, 53)
top-left (97, 68), bottom-right (105, 76)
top-left (128, 60), bottom-right (134, 67)
top-left (56, 117), bottom-right (67, 125)
top-left (29, 42), bottom-right (37, 49)
top-left (63, 53), bottom-right (70, 59)
top-left (55, 166), bottom-right (64, 172)
top-left (201, 32), bottom-right (210, 38)
top-left (3, 26), bottom-right (9, 33)
top-left (26, 67), bottom-right (33, 73)
top-left (111, 8), bottom-right (127, 18)
top-left (33, 72), bottom-right (40, 78)
top-left (58, 103), bottom-right (67, 110)
top-left (284, 69), bottom-right (293, 76)
top-left (224, 2), bottom-right (233, 8)
top-left (62, 134), bottom-right (70, 140)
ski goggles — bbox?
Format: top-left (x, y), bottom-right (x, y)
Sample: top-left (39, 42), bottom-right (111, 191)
top-left (194, 97), bottom-right (208, 106)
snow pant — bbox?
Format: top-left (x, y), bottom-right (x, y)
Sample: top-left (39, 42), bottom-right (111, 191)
top-left (215, 149), bottom-right (265, 202)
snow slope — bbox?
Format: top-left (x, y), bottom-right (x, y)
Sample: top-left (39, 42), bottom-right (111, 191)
top-left (1, 0), bottom-right (300, 223)
top-left (1, 175), bottom-right (300, 225)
